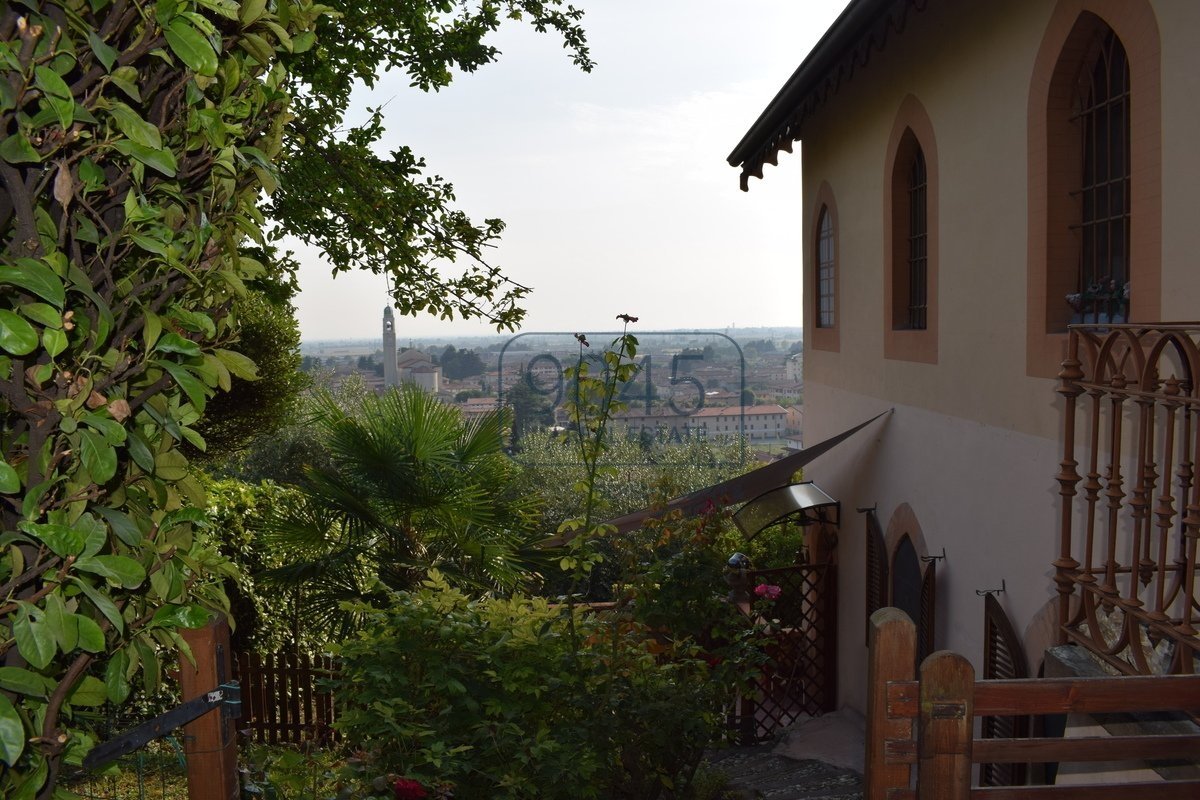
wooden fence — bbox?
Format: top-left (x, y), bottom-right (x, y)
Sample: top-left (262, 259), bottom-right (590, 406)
top-left (866, 607), bottom-right (1200, 799)
top-left (232, 651), bottom-right (338, 745)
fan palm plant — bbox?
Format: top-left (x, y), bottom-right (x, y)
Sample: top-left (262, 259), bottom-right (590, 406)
top-left (260, 385), bottom-right (550, 638)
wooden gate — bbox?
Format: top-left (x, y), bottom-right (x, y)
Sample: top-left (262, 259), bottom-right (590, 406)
top-left (732, 562), bottom-right (838, 742)
top-left (865, 608), bottom-right (1200, 799)
top-left (232, 650), bottom-right (338, 745)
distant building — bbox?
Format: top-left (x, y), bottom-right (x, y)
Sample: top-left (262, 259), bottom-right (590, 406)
top-left (689, 404), bottom-right (788, 442)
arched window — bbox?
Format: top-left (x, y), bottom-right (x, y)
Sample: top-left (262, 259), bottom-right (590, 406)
top-left (904, 148), bottom-right (928, 330)
top-left (1026, 3), bottom-right (1160, 378)
top-left (884, 96), bottom-right (938, 364)
top-left (1074, 28), bottom-right (1129, 325)
top-left (816, 205), bottom-right (835, 328)
top-left (809, 182), bottom-right (839, 352)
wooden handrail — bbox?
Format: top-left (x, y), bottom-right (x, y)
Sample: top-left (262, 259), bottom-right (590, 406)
top-left (885, 674), bottom-right (1200, 718)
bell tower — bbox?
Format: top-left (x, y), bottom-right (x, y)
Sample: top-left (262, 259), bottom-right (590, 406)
top-left (382, 306), bottom-right (397, 388)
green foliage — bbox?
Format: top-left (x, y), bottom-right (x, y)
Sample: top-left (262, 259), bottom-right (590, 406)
top-left (331, 573), bottom-right (758, 800)
top-left (270, 0), bottom-right (593, 329)
top-left (0, 1), bottom-right (324, 794)
top-left (438, 345), bottom-right (485, 380)
top-left (260, 386), bottom-right (549, 640)
top-left (200, 479), bottom-right (314, 653)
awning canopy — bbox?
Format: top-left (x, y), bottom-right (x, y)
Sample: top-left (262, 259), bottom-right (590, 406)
top-left (546, 409), bottom-right (890, 545)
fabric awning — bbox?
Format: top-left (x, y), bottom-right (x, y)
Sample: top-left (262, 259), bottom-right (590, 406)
top-left (546, 409), bottom-right (891, 545)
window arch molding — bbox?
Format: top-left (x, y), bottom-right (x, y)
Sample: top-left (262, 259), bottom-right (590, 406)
top-left (809, 181), bottom-right (840, 352)
top-left (883, 95), bottom-right (939, 364)
top-left (1026, 0), bottom-right (1161, 379)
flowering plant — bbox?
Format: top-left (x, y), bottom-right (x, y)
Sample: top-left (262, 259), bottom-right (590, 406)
top-left (394, 778), bottom-right (429, 799)
top-left (753, 583), bottom-right (782, 601)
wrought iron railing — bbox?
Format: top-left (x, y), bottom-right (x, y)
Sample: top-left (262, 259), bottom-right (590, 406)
top-left (1055, 323), bottom-right (1200, 674)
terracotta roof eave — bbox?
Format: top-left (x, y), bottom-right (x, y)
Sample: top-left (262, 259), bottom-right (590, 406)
top-left (726, 0), bottom-right (923, 191)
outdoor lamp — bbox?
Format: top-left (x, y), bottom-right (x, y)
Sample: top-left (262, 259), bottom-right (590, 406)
top-left (733, 481), bottom-right (840, 540)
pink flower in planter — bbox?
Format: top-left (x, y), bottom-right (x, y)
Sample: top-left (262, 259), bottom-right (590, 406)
top-left (754, 583), bottom-right (782, 601)
top-left (394, 778), bottom-right (429, 800)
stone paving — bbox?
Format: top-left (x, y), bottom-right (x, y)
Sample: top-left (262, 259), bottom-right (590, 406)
top-left (704, 708), bottom-right (866, 799)
top-left (707, 744), bottom-right (863, 800)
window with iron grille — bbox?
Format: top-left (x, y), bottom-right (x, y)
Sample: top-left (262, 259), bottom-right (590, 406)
top-left (816, 205), bottom-right (835, 328)
top-left (906, 148), bottom-right (928, 330)
top-left (1073, 29), bottom-right (1130, 323)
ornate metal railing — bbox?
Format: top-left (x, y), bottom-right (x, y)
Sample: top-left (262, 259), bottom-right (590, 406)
top-left (1055, 323), bottom-right (1200, 674)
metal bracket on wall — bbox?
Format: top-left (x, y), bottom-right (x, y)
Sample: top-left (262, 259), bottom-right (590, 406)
top-left (921, 547), bottom-right (946, 564)
top-left (855, 503), bottom-right (877, 514)
top-left (976, 579), bottom-right (1006, 597)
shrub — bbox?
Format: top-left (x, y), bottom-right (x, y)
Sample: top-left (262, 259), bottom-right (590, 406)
top-left (330, 570), bottom-right (762, 800)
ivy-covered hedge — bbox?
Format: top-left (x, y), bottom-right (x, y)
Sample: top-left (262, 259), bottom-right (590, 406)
top-left (0, 2), bottom-right (325, 796)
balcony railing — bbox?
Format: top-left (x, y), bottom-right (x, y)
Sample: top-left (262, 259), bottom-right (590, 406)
top-left (1055, 323), bottom-right (1200, 675)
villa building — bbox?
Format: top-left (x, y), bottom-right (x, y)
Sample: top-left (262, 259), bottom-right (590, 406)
top-left (730, 0), bottom-right (1200, 712)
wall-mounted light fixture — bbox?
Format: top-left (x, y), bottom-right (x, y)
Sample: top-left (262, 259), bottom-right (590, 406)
top-left (732, 481), bottom-right (841, 540)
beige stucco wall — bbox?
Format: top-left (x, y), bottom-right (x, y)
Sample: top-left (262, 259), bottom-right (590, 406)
top-left (787, 0), bottom-right (1197, 711)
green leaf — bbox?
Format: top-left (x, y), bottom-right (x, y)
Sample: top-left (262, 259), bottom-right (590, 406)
top-left (161, 507), bottom-right (209, 531)
top-left (214, 348), bottom-right (259, 381)
top-left (68, 675), bottom-right (108, 707)
top-left (72, 513), bottom-right (107, 558)
top-left (82, 411), bottom-right (126, 444)
top-left (87, 31), bottom-right (118, 71)
top-left (0, 458), bottom-right (17, 493)
top-left (34, 66), bottom-right (74, 130)
top-left (79, 157), bottom-right (105, 190)
top-left (76, 615), bottom-right (106, 653)
top-left (239, 0), bottom-right (266, 25)
top-left (79, 429), bottom-right (117, 484)
top-left (0, 130), bottom-right (40, 163)
top-left (155, 332), bottom-right (201, 356)
top-left (14, 607), bottom-right (55, 670)
top-left (74, 555), bottom-right (146, 588)
top-left (105, 650), bottom-right (132, 704)
top-left (154, 447), bottom-right (189, 483)
top-left (126, 430), bottom-right (156, 475)
top-left (143, 311), bottom-right (162, 350)
top-left (111, 140), bottom-right (177, 177)
top-left (95, 506), bottom-right (143, 547)
top-left (108, 101), bottom-right (162, 149)
top-left (17, 521), bottom-right (84, 558)
top-left (152, 604), bottom-right (210, 629)
top-left (0, 309), bottom-right (38, 355)
top-left (45, 592), bottom-right (79, 653)
top-left (110, 66), bottom-right (142, 102)
top-left (0, 258), bottom-right (67, 307)
top-left (43, 327), bottom-right (67, 357)
top-left (0, 694), bottom-right (24, 766)
top-left (157, 359), bottom-right (208, 412)
top-left (19, 302), bottom-right (62, 328)
top-left (0, 667), bottom-right (48, 698)
top-left (72, 577), bottom-right (124, 633)
top-left (166, 19), bottom-right (218, 76)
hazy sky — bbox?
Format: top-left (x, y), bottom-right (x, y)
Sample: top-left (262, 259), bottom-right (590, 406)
top-left (293, 1), bottom-right (851, 342)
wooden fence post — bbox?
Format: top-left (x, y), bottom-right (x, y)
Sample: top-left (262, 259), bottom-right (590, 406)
top-left (917, 651), bottom-right (973, 800)
top-left (179, 618), bottom-right (239, 800)
top-left (866, 608), bottom-right (916, 800)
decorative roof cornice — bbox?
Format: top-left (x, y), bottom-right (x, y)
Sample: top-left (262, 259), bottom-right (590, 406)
top-left (727, 0), bottom-right (929, 191)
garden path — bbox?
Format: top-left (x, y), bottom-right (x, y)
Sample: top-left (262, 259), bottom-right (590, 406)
top-left (708, 708), bottom-right (865, 799)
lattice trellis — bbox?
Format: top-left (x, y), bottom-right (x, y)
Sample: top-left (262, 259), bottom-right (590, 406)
top-left (730, 563), bottom-right (837, 742)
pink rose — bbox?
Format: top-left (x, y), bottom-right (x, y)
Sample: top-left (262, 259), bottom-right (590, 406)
top-left (754, 583), bottom-right (782, 600)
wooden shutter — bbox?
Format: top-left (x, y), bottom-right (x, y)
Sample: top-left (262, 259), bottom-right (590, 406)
top-left (980, 593), bottom-right (1031, 786)
top-left (917, 557), bottom-right (936, 662)
top-left (865, 510), bottom-right (889, 642)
